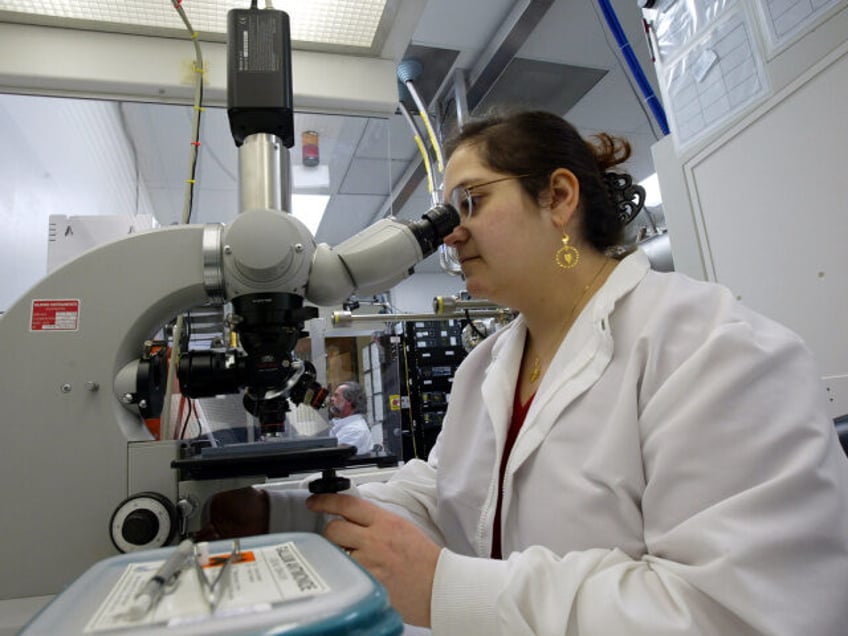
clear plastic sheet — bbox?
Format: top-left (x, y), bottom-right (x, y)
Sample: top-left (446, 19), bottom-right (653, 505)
top-left (754, 0), bottom-right (844, 54)
top-left (659, 8), bottom-right (769, 152)
top-left (651, 0), bottom-right (737, 62)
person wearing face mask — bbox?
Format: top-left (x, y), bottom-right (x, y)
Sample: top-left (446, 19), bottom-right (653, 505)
top-left (199, 110), bottom-right (848, 635)
top-left (328, 381), bottom-right (374, 455)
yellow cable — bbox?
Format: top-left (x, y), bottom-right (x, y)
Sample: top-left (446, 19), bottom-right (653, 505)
top-left (161, 0), bottom-right (206, 438)
top-left (414, 135), bottom-right (435, 195)
top-left (420, 115), bottom-right (444, 174)
top-left (406, 80), bottom-right (444, 174)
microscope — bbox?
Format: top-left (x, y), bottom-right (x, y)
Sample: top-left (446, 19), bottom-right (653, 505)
top-left (0, 6), bottom-right (457, 601)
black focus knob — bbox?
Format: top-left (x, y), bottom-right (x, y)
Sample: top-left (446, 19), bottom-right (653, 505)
top-left (122, 508), bottom-right (160, 545)
top-left (110, 492), bottom-right (177, 553)
top-left (308, 468), bottom-right (351, 493)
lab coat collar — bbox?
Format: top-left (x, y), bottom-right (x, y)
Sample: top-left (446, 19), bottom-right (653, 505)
top-left (481, 250), bottom-right (650, 473)
top-left (330, 413), bottom-right (365, 433)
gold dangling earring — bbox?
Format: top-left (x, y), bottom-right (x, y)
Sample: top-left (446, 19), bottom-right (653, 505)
top-left (555, 232), bottom-right (580, 269)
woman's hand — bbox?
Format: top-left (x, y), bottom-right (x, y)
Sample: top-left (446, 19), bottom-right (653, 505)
top-left (306, 493), bottom-right (441, 627)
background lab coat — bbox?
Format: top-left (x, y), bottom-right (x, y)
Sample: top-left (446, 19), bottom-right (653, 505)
top-left (270, 250), bottom-right (848, 635)
top-left (330, 413), bottom-right (373, 455)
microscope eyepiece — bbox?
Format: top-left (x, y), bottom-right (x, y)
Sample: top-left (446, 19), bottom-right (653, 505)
top-left (406, 203), bottom-right (460, 256)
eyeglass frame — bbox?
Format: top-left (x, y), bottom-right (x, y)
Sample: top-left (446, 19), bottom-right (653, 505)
top-left (447, 174), bottom-right (533, 220)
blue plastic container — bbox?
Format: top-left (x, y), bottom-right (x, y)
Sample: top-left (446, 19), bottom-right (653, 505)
top-left (21, 532), bottom-right (403, 635)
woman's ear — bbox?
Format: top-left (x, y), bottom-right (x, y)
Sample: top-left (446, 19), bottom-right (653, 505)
top-left (547, 168), bottom-right (580, 228)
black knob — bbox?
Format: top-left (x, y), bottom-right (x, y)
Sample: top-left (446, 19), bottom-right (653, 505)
top-left (121, 509), bottom-right (160, 545)
top-left (308, 468), bottom-right (351, 493)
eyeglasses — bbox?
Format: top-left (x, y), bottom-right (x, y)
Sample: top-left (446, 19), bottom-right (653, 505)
top-left (447, 175), bottom-right (531, 220)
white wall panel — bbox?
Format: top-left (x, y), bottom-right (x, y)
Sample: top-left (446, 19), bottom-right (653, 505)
top-left (687, 44), bottom-right (848, 378)
top-left (0, 94), bottom-right (153, 310)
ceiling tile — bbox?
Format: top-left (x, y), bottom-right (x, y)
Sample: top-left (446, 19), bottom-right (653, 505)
top-left (338, 157), bottom-right (393, 195)
top-left (316, 193), bottom-right (387, 244)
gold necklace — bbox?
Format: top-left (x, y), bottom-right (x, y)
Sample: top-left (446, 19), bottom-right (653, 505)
top-left (528, 258), bottom-right (612, 383)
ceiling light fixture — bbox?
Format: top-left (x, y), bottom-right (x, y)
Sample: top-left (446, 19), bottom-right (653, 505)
top-left (0, 0), bottom-right (393, 53)
top-left (291, 194), bottom-right (330, 236)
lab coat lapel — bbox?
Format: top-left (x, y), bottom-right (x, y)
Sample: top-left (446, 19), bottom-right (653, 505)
top-left (491, 251), bottom-right (649, 546)
top-left (508, 316), bottom-right (613, 474)
top-left (492, 314), bottom-right (614, 543)
top-left (504, 250), bottom-right (650, 482)
top-left (480, 318), bottom-right (526, 452)
top-left (501, 250), bottom-right (650, 483)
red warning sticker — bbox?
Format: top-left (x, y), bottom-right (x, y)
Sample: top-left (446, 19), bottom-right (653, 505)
top-left (30, 299), bottom-right (80, 332)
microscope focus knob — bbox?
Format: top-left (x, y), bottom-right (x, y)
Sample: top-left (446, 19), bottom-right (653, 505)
top-left (308, 468), bottom-right (352, 494)
top-left (122, 509), bottom-right (160, 545)
top-left (109, 492), bottom-right (178, 553)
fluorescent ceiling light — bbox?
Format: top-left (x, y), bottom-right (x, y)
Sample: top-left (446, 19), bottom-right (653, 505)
top-left (0, 0), bottom-right (392, 52)
top-left (639, 173), bottom-right (662, 208)
top-left (291, 194), bottom-right (329, 236)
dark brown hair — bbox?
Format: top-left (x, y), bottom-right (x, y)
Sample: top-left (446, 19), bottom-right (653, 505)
top-left (444, 110), bottom-right (633, 250)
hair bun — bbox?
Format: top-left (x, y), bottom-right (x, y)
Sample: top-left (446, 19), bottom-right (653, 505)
top-left (603, 172), bottom-right (646, 225)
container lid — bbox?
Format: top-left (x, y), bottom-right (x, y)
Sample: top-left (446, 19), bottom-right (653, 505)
top-left (22, 532), bottom-right (402, 636)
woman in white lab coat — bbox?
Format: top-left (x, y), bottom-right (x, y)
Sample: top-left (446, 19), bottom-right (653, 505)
top-left (205, 110), bottom-right (848, 635)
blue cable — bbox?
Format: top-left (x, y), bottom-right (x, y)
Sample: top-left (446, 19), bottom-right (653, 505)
top-left (597, 0), bottom-right (670, 136)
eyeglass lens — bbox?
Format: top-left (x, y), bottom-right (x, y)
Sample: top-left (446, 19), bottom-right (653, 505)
top-left (449, 186), bottom-right (473, 219)
top-left (448, 176), bottom-right (528, 219)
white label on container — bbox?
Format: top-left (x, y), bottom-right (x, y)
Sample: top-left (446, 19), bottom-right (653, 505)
top-left (84, 542), bottom-right (330, 633)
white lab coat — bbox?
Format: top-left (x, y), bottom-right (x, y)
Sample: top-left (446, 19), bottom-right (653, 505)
top-left (270, 250), bottom-right (848, 635)
top-left (330, 413), bottom-right (373, 455)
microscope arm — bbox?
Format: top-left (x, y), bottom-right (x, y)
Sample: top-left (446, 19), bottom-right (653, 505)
top-left (305, 204), bottom-right (458, 305)
top-left (216, 202), bottom-right (457, 304)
